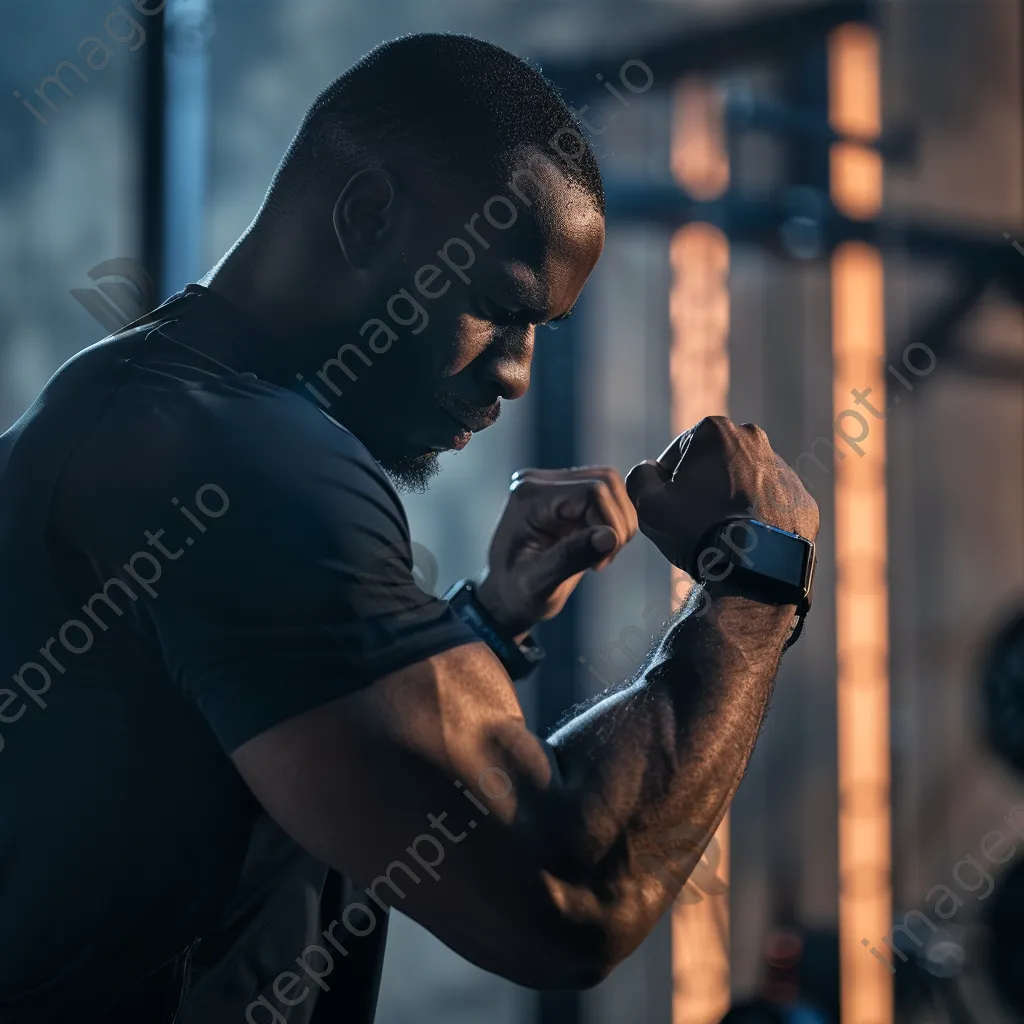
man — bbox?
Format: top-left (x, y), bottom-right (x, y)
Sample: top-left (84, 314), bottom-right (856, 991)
top-left (0, 32), bottom-right (818, 1024)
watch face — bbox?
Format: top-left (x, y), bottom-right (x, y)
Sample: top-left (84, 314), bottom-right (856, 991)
top-left (725, 521), bottom-right (810, 589)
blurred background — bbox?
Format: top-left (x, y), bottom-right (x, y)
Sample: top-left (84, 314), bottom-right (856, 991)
top-left (3, 0), bottom-right (1022, 1021)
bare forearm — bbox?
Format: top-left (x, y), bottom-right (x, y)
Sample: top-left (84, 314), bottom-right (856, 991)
top-left (542, 581), bottom-right (795, 960)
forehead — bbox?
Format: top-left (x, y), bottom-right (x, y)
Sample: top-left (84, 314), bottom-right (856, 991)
top-left (426, 154), bottom-right (605, 314)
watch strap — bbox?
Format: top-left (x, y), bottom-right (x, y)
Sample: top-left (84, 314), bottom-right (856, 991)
top-left (443, 579), bottom-right (545, 681)
top-left (692, 517), bottom-right (814, 651)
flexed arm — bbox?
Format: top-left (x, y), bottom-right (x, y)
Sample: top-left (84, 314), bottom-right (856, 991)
top-left (231, 417), bottom-right (819, 988)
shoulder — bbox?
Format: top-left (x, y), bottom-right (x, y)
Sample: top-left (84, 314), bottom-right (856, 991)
top-left (54, 370), bottom-right (407, 553)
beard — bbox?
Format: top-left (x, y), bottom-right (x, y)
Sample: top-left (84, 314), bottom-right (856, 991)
top-left (377, 450), bottom-right (442, 494)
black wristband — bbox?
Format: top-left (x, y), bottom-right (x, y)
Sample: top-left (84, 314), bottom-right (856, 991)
top-left (692, 517), bottom-right (814, 651)
top-left (442, 579), bottom-right (545, 681)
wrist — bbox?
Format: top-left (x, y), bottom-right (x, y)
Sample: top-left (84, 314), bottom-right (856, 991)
top-left (690, 517), bottom-right (814, 650)
top-left (694, 579), bottom-right (801, 652)
top-left (475, 574), bottom-right (532, 642)
top-left (444, 578), bottom-right (545, 681)
top-left (655, 583), bottom-right (799, 679)
top-left (702, 574), bottom-right (796, 608)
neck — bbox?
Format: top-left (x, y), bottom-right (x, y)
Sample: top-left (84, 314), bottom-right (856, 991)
top-left (202, 218), bottom-right (347, 389)
top-left (199, 217), bottom-right (418, 467)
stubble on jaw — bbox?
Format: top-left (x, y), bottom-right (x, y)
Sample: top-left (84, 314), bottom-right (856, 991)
top-left (378, 452), bottom-right (442, 494)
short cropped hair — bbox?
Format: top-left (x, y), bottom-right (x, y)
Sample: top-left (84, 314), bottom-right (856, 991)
top-left (267, 32), bottom-right (605, 215)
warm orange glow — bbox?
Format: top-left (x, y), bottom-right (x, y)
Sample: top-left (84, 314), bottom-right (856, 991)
top-left (672, 78), bottom-right (731, 201)
top-left (830, 22), bottom-right (891, 1024)
top-left (833, 243), bottom-right (891, 1024)
top-left (829, 25), bottom-right (883, 220)
top-left (672, 814), bottom-right (731, 1024)
top-left (830, 143), bottom-right (884, 220)
top-left (670, 73), bottom-right (731, 1024)
top-left (829, 24), bottom-right (881, 137)
top-left (670, 225), bottom-right (731, 428)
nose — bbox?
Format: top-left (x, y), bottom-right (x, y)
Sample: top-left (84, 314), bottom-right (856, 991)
top-left (482, 326), bottom-right (534, 401)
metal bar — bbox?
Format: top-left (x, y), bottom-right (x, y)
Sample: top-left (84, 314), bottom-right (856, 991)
top-left (724, 92), bottom-right (915, 162)
top-left (603, 184), bottom-right (1022, 267)
top-left (542, 1), bottom-right (871, 99)
top-left (883, 266), bottom-right (996, 372)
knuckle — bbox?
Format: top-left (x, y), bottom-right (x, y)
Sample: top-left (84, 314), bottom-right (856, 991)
top-left (693, 416), bottom-right (737, 449)
top-left (739, 422), bottom-right (771, 455)
top-left (695, 415), bottom-right (727, 435)
top-left (581, 465), bottom-right (622, 490)
top-left (510, 476), bottom-right (538, 497)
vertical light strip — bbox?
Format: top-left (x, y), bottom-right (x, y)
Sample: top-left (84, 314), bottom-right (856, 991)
top-left (163, 0), bottom-right (214, 297)
top-left (829, 23), bottom-right (892, 1024)
top-left (670, 76), bottom-right (732, 1024)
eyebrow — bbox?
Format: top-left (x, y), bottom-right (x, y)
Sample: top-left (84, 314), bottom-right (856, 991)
top-left (494, 275), bottom-right (577, 323)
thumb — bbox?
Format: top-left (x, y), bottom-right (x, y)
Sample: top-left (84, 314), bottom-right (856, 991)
top-left (522, 526), bottom-right (617, 594)
top-left (625, 460), bottom-right (669, 509)
top-left (624, 462), bottom-right (690, 571)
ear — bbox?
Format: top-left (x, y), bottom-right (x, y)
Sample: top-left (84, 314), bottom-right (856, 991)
top-left (332, 168), bottom-right (396, 269)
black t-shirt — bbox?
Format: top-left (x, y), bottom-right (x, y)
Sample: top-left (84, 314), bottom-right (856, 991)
top-left (0, 285), bottom-right (478, 1022)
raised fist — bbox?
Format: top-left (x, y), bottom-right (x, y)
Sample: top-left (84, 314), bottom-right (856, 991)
top-left (624, 417), bottom-right (819, 576)
top-left (476, 466), bottom-right (639, 637)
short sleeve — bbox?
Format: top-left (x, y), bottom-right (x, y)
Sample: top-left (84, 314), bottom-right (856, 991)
top-left (51, 374), bottom-right (479, 752)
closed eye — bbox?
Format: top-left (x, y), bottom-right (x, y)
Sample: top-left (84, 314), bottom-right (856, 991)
top-left (490, 308), bottom-right (525, 327)
top-left (542, 305), bottom-right (576, 330)
top-left (476, 297), bottom-right (531, 328)
top-left (476, 296), bottom-right (577, 329)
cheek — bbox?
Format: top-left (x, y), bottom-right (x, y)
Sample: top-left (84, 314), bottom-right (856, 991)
top-left (430, 313), bottom-right (493, 377)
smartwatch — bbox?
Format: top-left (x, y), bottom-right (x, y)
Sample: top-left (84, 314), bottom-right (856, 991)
top-left (443, 578), bottom-right (546, 681)
top-left (692, 518), bottom-right (816, 649)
